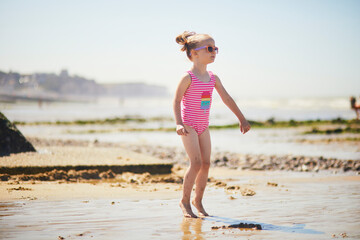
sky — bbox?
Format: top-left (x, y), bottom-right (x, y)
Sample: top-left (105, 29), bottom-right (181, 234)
top-left (0, 0), bottom-right (359, 98)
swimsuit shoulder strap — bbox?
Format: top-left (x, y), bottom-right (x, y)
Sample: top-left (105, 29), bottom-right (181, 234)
top-left (187, 70), bottom-right (195, 78)
top-left (208, 71), bottom-right (216, 83)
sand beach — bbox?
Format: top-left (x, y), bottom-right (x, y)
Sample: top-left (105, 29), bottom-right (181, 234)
top-left (1, 98), bottom-right (360, 239)
top-left (1, 136), bottom-right (359, 240)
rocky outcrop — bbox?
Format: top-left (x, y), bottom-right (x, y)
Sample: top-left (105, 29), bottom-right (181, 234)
top-left (0, 112), bottom-right (36, 156)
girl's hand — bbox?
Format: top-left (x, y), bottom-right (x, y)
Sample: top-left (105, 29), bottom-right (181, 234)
top-left (239, 120), bottom-right (251, 134)
top-left (176, 124), bottom-right (188, 136)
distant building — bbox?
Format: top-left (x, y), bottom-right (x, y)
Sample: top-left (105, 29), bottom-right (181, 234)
top-left (18, 74), bottom-right (38, 89)
top-left (0, 69), bottom-right (169, 100)
top-left (59, 69), bottom-right (69, 78)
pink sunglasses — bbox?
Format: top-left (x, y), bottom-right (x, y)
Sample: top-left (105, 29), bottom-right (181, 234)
top-left (190, 46), bottom-right (219, 56)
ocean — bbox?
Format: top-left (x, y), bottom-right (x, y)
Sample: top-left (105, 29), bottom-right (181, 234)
top-left (0, 95), bottom-right (355, 123)
top-left (1, 96), bottom-right (359, 161)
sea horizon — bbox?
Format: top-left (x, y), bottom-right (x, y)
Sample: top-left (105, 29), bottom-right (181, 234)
top-left (1, 95), bottom-right (357, 123)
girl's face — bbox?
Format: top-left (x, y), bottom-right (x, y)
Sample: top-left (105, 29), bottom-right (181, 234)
top-left (191, 39), bottom-right (217, 64)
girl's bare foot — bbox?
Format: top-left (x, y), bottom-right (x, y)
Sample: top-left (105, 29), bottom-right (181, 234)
top-left (192, 199), bottom-right (209, 217)
top-left (179, 201), bottom-right (198, 218)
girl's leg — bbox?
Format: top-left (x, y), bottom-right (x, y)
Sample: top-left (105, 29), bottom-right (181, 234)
top-left (180, 125), bottom-right (202, 218)
top-left (192, 128), bottom-right (211, 217)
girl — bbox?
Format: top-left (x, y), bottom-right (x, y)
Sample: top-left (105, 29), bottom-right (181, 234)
top-left (173, 31), bottom-right (251, 218)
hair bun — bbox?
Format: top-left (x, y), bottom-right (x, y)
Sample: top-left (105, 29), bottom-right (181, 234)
top-left (175, 31), bottom-right (196, 51)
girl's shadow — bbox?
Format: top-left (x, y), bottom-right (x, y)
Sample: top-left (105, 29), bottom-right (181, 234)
top-left (203, 215), bottom-right (324, 235)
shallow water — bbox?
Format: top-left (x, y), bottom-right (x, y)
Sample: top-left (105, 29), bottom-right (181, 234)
top-left (18, 125), bottom-right (360, 160)
top-left (3, 96), bottom-right (359, 161)
top-left (1, 172), bottom-right (359, 240)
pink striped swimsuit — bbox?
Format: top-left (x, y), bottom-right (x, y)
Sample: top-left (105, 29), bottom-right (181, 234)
top-left (181, 70), bottom-right (216, 135)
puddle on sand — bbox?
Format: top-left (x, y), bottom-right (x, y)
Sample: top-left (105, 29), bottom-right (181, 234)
top-left (1, 176), bottom-right (359, 240)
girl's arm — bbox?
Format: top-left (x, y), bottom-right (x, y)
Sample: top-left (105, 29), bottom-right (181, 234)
top-left (214, 75), bottom-right (251, 134)
top-left (173, 74), bottom-right (191, 136)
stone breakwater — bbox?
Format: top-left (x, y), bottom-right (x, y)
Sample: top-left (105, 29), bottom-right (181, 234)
top-left (28, 138), bottom-right (360, 173)
top-left (1, 168), bottom-right (257, 197)
top-left (0, 169), bottom-right (183, 184)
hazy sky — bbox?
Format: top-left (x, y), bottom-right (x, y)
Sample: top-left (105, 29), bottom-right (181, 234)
top-left (0, 0), bottom-right (359, 98)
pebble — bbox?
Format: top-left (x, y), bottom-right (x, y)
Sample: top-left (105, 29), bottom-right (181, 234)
top-left (267, 182), bottom-right (278, 187)
top-left (21, 137), bottom-right (360, 178)
top-left (120, 141), bottom-right (359, 173)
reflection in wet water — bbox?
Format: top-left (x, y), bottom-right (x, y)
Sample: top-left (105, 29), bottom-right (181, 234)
top-left (181, 218), bottom-right (204, 240)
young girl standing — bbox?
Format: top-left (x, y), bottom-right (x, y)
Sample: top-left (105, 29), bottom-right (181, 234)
top-left (173, 31), bottom-right (251, 218)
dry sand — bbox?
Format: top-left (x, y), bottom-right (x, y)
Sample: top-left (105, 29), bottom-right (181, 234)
top-left (0, 145), bottom-right (170, 168)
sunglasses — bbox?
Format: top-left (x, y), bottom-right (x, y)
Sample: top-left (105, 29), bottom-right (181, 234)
top-left (193, 45), bottom-right (219, 54)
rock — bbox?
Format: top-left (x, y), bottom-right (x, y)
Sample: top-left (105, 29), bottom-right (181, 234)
top-left (251, 164), bottom-right (266, 171)
top-left (226, 185), bottom-right (241, 190)
top-left (355, 162), bottom-right (360, 171)
top-left (120, 172), bottom-right (153, 184)
top-left (136, 172), bottom-right (152, 183)
top-left (214, 159), bottom-right (221, 165)
top-left (228, 223), bottom-right (262, 230)
top-left (160, 175), bottom-right (183, 184)
top-left (340, 232), bottom-right (348, 238)
top-left (267, 182), bottom-right (278, 187)
top-left (33, 173), bottom-right (50, 181)
top-left (17, 174), bottom-right (31, 181)
top-left (212, 223), bottom-right (262, 230)
top-left (241, 165), bottom-right (251, 170)
top-left (343, 166), bottom-right (352, 172)
top-left (171, 164), bottom-right (183, 172)
top-left (301, 164), bottom-right (309, 172)
top-left (0, 174), bottom-right (10, 181)
top-left (48, 170), bottom-right (68, 180)
top-left (0, 112), bottom-right (36, 156)
top-left (7, 186), bottom-right (32, 191)
top-left (67, 170), bottom-right (79, 179)
top-left (215, 181), bottom-right (227, 187)
top-left (79, 170), bottom-right (100, 180)
top-left (241, 188), bottom-right (256, 196)
top-left (208, 177), bottom-right (216, 182)
top-left (99, 170), bottom-right (115, 179)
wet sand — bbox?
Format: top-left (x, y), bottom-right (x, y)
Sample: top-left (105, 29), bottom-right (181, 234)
top-left (1, 168), bottom-right (359, 239)
top-left (1, 137), bottom-right (360, 239)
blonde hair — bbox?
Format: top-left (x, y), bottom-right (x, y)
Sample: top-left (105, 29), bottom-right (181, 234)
top-left (175, 31), bottom-right (213, 60)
